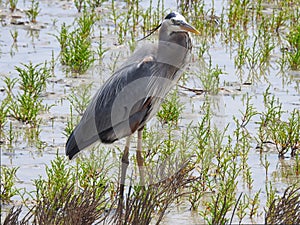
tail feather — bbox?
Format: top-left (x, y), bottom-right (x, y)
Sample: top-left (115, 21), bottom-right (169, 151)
top-left (65, 113), bottom-right (144, 160)
top-left (65, 129), bottom-right (113, 160)
top-left (65, 131), bottom-right (80, 160)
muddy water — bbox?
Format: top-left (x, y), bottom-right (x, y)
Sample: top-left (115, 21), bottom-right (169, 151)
top-left (1, 0), bottom-right (299, 224)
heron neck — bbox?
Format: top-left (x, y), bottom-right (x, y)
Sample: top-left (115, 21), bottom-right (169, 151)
top-left (159, 30), bottom-right (190, 49)
top-left (157, 31), bottom-right (191, 69)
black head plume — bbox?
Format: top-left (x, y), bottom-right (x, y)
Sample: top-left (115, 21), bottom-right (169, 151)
top-left (137, 23), bottom-right (161, 41)
top-left (164, 12), bottom-right (177, 20)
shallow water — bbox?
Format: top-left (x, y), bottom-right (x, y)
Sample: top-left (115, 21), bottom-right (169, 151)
top-left (1, 0), bottom-right (299, 224)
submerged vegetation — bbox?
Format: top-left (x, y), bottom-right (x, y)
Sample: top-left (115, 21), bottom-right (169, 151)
top-left (0, 0), bottom-right (300, 224)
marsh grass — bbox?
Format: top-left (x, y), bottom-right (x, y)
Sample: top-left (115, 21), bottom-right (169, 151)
top-left (286, 24), bottom-right (300, 70)
top-left (64, 106), bottom-right (79, 137)
top-left (2, 206), bottom-right (32, 225)
top-left (112, 161), bottom-right (197, 225)
top-left (70, 0), bottom-right (101, 11)
top-left (200, 128), bottom-right (240, 225)
top-left (233, 94), bottom-right (257, 187)
top-left (10, 30), bottom-right (18, 43)
top-left (8, 0), bottom-right (18, 12)
top-left (56, 12), bottom-right (96, 74)
top-left (33, 154), bottom-right (76, 210)
top-left (25, 0), bottom-right (40, 23)
top-left (22, 150), bottom-right (110, 224)
top-left (74, 0), bottom-right (86, 13)
top-left (257, 88), bottom-right (299, 157)
top-left (0, 97), bottom-right (9, 131)
top-left (188, 110), bottom-right (212, 210)
top-left (97, 29), bottom-right (109, 59)
top-left (7, 62), bottom-right (51, 125)
top-left (198, 58), bottom-right (223, 94)
top-left (265, 185), bottom-right (300, 225)
top-left (67, 83), bottom-right (92, 115)
top-left (0, 166), bottom-right (19, 204)
top-left (33, 186), bottom-right (108, 225)
top-left (2, 0), bottom-right (300, 224)
top-left (64, 83), bottom-right (93, 136)
top-left (3, 187), bottom-right (108, 225)
top-left (157, 89), bottom-right (184, 126)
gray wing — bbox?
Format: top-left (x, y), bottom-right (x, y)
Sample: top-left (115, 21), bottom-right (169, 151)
top-left (66, 45), bottom-right (185, 159)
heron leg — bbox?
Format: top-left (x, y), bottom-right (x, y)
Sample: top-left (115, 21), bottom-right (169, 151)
top-left (137, 128), bottom-right (145, 185)
top-left (119, 136), bottom-right (131, 207)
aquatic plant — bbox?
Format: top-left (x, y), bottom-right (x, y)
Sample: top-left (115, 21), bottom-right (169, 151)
top-left (269, 109), bottom-right (300, 157)
top-left (265, 185), bottom-right (300, 225)
top-left (10, 30), bottom-right (18, 43)
top-left (74, 0), bottom-right (103, 12)
top-left (57, 12), bottom-right (95, 74)
top-left (31, 149), bottom-right (110, 220)
top-left (256, 88), bottom-right (299, 157)
top-left (2, 0), bottom-right (300, 224)
top-left (112, 161), bottom-right (196, 225)
top-left (64, 83), bottom-right (92, 136)
top-left (157, 89), bottom-right (184, 126)
top-left (33, 154), bottom-right (76, 210)
top-left (74, 0), bottom-right (86, 13)
top-left (233, 94), bottom-right (257, 188)
top-left (64, 106), bottom-right (79, 137)
top-left (8, 62), bottom-right (51, 125)
top-left (67, 83), bottom-right (92, 115)
top-left (200, 131), bottom-right (240, 225)
top-left (2, 206), bottom-right (32, 225)
top-left (97, 29), bottom-right (108, 59)
top-left (198, 58), bottom-right (223, 94)
top-left (236, 194), bottom-right (249, 224)
top-left (87, 0), bottom-right (103, 9)
top-left (8, 0), bottom-right (18, 12)
top-left (188, 107), bottom-right (212, 210)
top-left (0, 166), bottom-right (19, 204)
top-left (3, 187), bottom-right (108, 225)
top-left (0, 98), bottom-right (9, 131)
top-left (33, 186), bottom-right (108, 225)
top-left (286, 24), bottom-right (300, 70)
top-left (32, 152), bottom-right (109, 225)
top-left (25, 0), bottom-right (40, 23)
top-left (249, 191), bottom-right (261, 219)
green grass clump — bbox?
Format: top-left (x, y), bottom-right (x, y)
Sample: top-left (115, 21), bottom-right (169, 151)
top-left (157, 90), bottom-right (184, 126)
top-left (56, 12), bottom-right (95, 74)
top-left (286, 24), bottom-right (300, 70)
top-left (0, 98), bottom-right (9, 131)
top-left (8, 0), bottom-right (18, 12)
top-left (64, 83), bottom-right (92, 137)
top-left (67, 83), bottom-right (92, 115)
top-left (25, 0), bottom-right (40, 23)
top-left (7, 62), bottom-right (51, 125)
top-left (33, 150), bottom-right (109, 211)
top-left (0, 166), bottom-right (19, 204)
top-left (265, 185), bottom-right (300, 225)
top-left (34, 154), bottom-right (77, 212)
top-left (74, 0), bottom-right (104, 12)
top-left (199, 58), bottom-right (223, 94)
top-left (257, 88), bottom-right (299, 157)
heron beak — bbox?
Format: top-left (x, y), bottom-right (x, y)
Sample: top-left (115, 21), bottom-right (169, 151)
top-left (180, 22), bottom-right (200, 35)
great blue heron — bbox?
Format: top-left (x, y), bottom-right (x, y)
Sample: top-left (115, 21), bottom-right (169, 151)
top-left (66, 11), bottom-right (199, 199)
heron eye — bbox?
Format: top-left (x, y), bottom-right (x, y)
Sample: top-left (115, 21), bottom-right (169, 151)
top-left (171, 19), bottom-right (181, 25)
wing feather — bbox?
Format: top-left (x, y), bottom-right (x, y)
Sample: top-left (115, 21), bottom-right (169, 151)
top-left (66, 43), bottom-right (186, 159)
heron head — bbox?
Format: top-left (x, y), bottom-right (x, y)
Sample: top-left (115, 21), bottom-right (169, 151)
top-left (138, 12), bottom-right (200, 41)
top-left (162, 12), bottom-right (200, 35)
